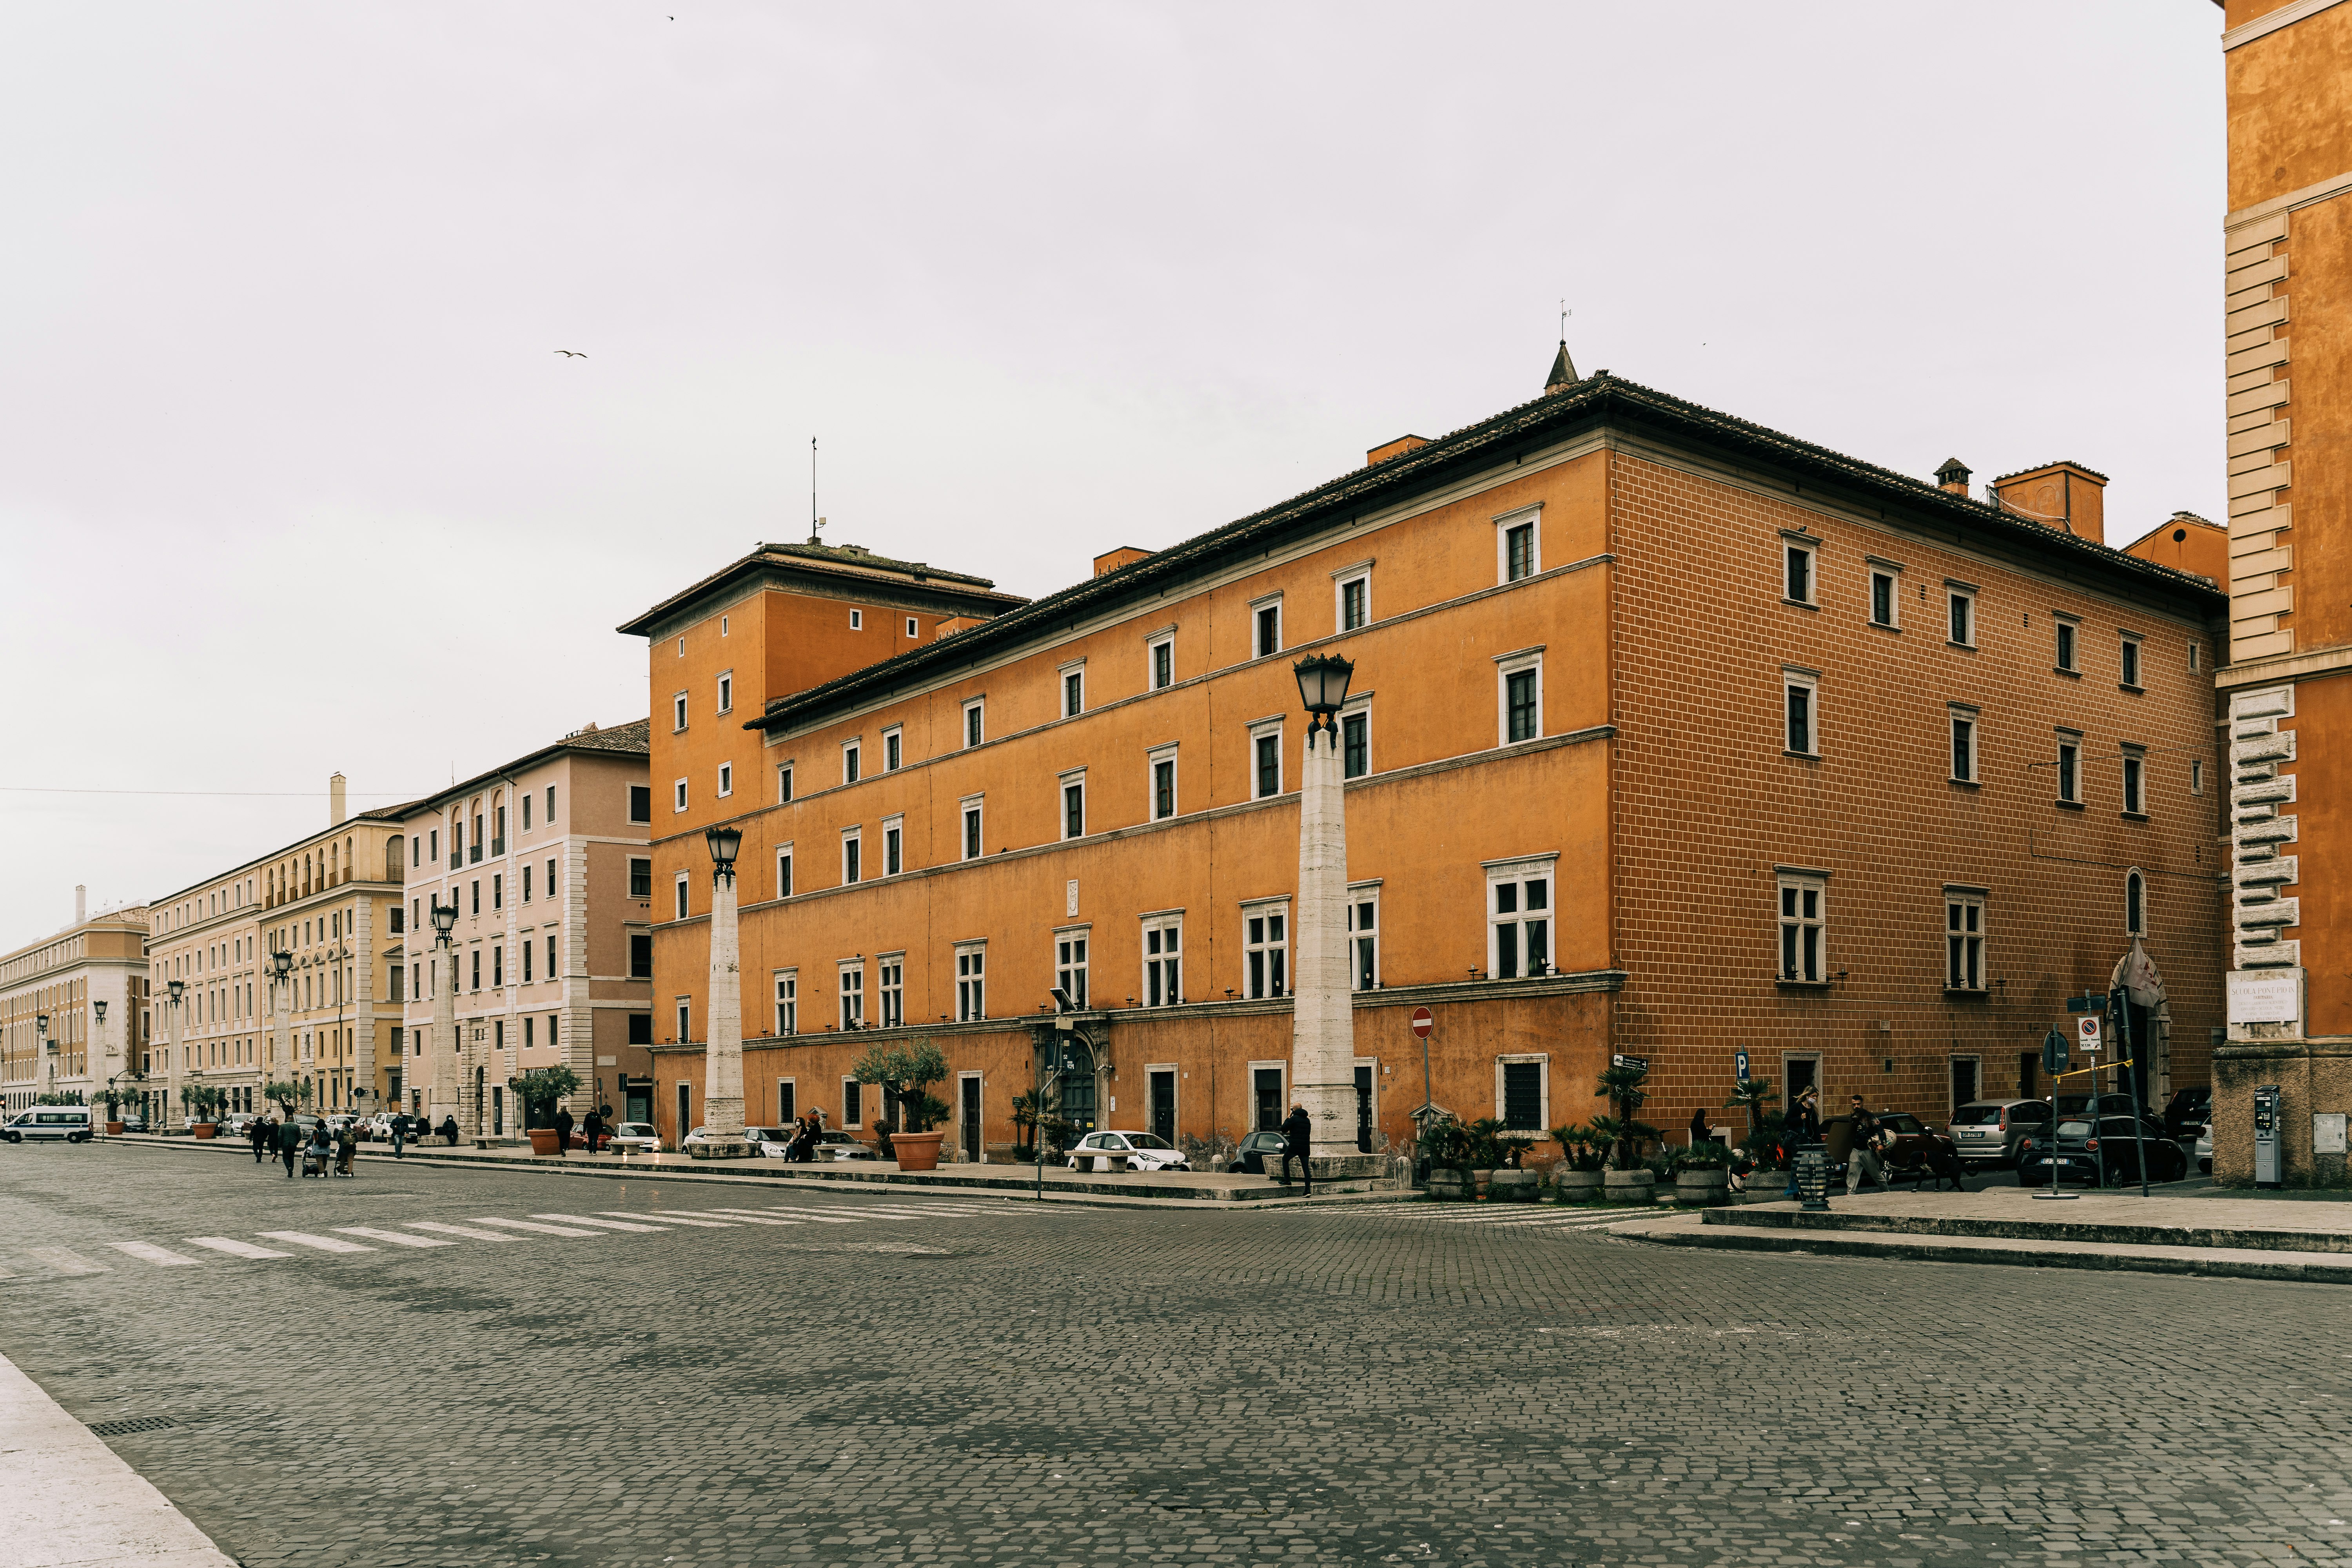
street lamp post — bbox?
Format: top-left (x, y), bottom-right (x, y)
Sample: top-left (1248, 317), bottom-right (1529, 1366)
top-left (269, 949), bottom-right (293, 1116)
top-left (36, 1014), bottom-right (53, 1103)
top-left (1289, 653), bottom-right (1374, 1177)
top-left (692, 825), bottom-right (749, 1158)
top-left (429, 899), bottom-right (459, 1139)
top-left (91, 1000), bottom-right (108, 1126)
top-left (163, 980), bottom-right (185, 1131)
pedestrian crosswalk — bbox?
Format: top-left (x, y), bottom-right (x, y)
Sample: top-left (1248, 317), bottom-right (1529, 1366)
top-left (0, 1197), bottom-right (1038, 1284)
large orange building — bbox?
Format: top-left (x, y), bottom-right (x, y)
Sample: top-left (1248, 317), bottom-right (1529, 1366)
top-left (2211, 0), bottom-right (2352, 1182)
top-left (627, 355), bottom-right (2226, 1164)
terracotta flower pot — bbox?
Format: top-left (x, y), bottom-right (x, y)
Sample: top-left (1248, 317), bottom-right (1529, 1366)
top-left (528, 1128), bottom-right (562, 1156)
top-left (105, 1122), bottom-right (125, 1136)
top-left (892, 1131), bottom-right (945, 1172)
top-left (192, 1123), bottom-right (217, 1140)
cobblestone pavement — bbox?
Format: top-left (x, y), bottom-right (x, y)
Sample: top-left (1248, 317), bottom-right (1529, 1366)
top-left (2, 1144), bottom-right (2348, 1568)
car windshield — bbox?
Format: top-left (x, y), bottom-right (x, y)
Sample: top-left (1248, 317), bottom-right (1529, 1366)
top-left (617, 1124), bottom-right (654, 1136)
top-left (1949, 1105), bottom-right (2005, 1126)
top-left (1125, 1134), bottom-right (1173, 1150)
top-left (1882, 1115), bottom-right (1923, 1134)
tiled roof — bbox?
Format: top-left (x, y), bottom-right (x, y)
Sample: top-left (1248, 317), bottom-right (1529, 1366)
top-left (752, 371), bottom-right (2225, 735)
top-left (617, 541), bottom-right (1024, 637)
top-left (1990, 459), bottom-right (2112, 485)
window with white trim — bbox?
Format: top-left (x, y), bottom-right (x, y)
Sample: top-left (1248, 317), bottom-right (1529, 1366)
top-left (1149, 745), bottom-right (1178, 821)
top-left (960, 795), bottom-right (984, 861)
top-left (1061, 663), bottom-right (1085, 718)
top-left (1147, 633), bottom-right (1174, 691)
top-left (905, 615), bottom-right (918, 638)
top-left (2190, 758), bottom-right (2205, 795)
top-left (1336, 570), bottom-right (1369, 632)
top-left (672, 692), bottom-right (688, 731)
top-left (878, 953), bottom-right (904, 1028)
top-left (716, 671), bottom-right (733, 713)
top-left (1784, 668), bottom-right (1818, 756)
top-left (1945, 889), bottom-right (1985, 992)
top-left (882, 814), bottom-right (904, 876)
top-left (777, 764), bottom-right (794, 803)
top-left (717, 762), bottom-right (733, 798)
top-left (883, 726), bottom-right (902, 771)
top-left (1485, 857), bottom-right (1553, 978)
top-left (775, 844), bottom-right (793, 899)
top-left (1498, 508), bottom-right (1540, 583)
top-left (1783, 537), bottom-right (1817, 605)
top-left (849, 609), bottom-right (862, 630)
top-left (1055, 927), bottom-right (1089, 1009)
top-left (1497, 649), bottom-right (1542, 745)
top-left (962, 699), bottom-right (985, 749)
top-left (1142, 914), bottom-right (1183, 1006)
top-left (1949, 706), bottom-right (1978, 784)
top-left (1347, 885), bottom-right (1380, 991)
top-left (1341, 701), bottom-right (1370, 780)
top-left (676, 997), bottom-right (691, 1044)
top-left (774, 969), bottom-right (797, 1036)
top-left (1252, 597), bottom-right (1282, 659)
top-left (842, 1075), bottom-right (862, 1125)
top-left (2121, 744), bottom-right (2146, 815)
top-left (674, 873), bottom-right (689, 922)
top-left (1250, 719), bottom-right (1283, 799)
top-left (838, 962), bottom-right (863, 1030)
top-left (1497, 1054), bottom-right (1549, 1133)
top-left (1061, 772), bottom-right (1085, 840)
top-left (1243, 899), bottom-right (1289, 998)
top-left (673, 777), bottom-right (688, 813)
top-left (2120, 634), bottom-right (2143, 690)
top-left (1776, 871), bottom-right (1826, 983)
top-left (842, 741), bottom-right (860, 785)
top-left (841, 829), bottom-right (861, 886)
top-left (1947, 585), bottom-right (1976, 647)
top-left (1869, 563), bottom-right (1900, 628)
top-left (2054, 615), bottom-right (2080, 673)
top-left (2056, 735), bottom-right (2082, 804)
top-left (955, 942), bottom-right (986, 1021)
top-left (2125, 869), bottom-right (2146, 935)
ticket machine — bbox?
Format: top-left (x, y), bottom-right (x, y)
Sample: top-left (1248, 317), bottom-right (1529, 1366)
top-left (2254, 1084), bottom-right (2283, 1189)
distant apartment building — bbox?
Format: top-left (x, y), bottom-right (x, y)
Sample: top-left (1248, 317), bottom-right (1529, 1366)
top-left (143, 776), bottom-right (409, 1128)
top-left (391, 720), bottom-right (655, 1131)
top-left (1, 889), bottom-right (148, 1116)
top-left (627, 352), bottom-right (2226, 1163)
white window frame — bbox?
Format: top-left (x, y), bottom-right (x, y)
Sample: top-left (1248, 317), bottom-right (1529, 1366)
top-left (673, 872), bottom-right (690, 923)
top-left (1060, 769), bottom-right (1087, 841)
top-left (1248, 717), bottom-right (1285, 799)
top-left (2121, 744), bottom-right (2147, 815)
top-left (1775, 867), bottom-right (1827, 984)
top-left (1949, 704), bottom-right (1979, 784)
top-left (840, 827), bottom-right (862, 886)
top-left (1148, 743), bottom-right (1179, 822)
top-left (837, 962), bottom-right (864, 1033)
top-left (1496, 505), bottom-right (1541, 584)
top-left (1944, 887), bottom-right (1986, 993)
top-left (1946, 582), bottom-right (1977, 648)
top-left (2120, 633), bottom-right (2144, 690)
top-left (717, 762), bottom-right (733, 799)
top-left (1054, 924), bottom-right (1091, 1010)
top-left (841, 739), bottom-right (861, 785)
top-left (2055, 733), bottom-right (2082, 804)
top-left (955, 941), bottom-right (987, 1022)
top-left (849, 609), bottom-right (863, 631)
top-left (1784, 666), bottom-right (1819, 757)
top-left (1141, 911), bottom-right (1184, 1007)
top-left (1866, 557), bottom-right (1902, 629)
top-left (1347, 880), bottom-right (1381, 991)
top-left (840, 1073), bottom-right (862, 1127)
top-left (773, 969), bottom-right (797, 1037)
top-left (1484, 855), bottom-right (1556, 980)
top-left (675, 997), bottom-right (691, 1044)
top-left (877, 951), bottom-right (905, 1028)
top-left (1494, 1052), bottom-right (1552, 1137)
top-left (2124, 868), bottom-right (2147, 936)
top-left (1060, 659), bottom-right (1086, 719)
top-left (672, 691), bottom-right (688, 731)
top-left (960, 794), bottom-right (985, 862)
top-left (777, 762), bottom-right (794, 803)
top-left (775, 843), bottom-right (794, 900)
top-left (1332, 561), bottom-right (1372, 633)
top-left (2191, 758), bottom-right (2205, 796)
top-left (1495, 648), bottom-right (1543, 746)
top-left (881, 813), bottom-right (904, 876)
top-left (1241, 897), bottom-right (1290, 999)
top-left (1781, 533), bottom-right (1818, 606)
top-left (882, 725), bottom-right (903, 772)
top-left (1340, 695), bottom-right (1372, 780)
top-left (2054, 613), bottom-right (2080, 673)
top-left (715, 670), bottom-right (733, 715)
top-left (673, 777), bottom-right (688, 813)
top-left (775, 1075), bottom-right (796, 1124)
top-left (905, 615), bottom-right (919, 639)
top-left (1250, 592), bottom-right (1283, 659)
top-left (962, 698), bottom-right (985, 750)
top-left (1146, 630), bottom-right (1175, 691)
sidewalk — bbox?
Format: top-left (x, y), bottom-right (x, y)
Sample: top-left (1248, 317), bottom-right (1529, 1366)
top-left (1614, 1183), bottom-right (2352, 1283)
top-left (101, 1133), bottom-right (1415, 1209)
top-left (0, 1352), bottom-right (236, 1567)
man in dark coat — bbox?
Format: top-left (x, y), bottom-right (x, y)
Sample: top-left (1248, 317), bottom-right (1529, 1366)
top-left (1782, 1088), bottom-right (1821, 1198)
top-left (389, 1110), bottom-right (407, 1159)
top-left (276, 1116), bottom-right (302, 1178)
top-left (581, 1106), bottom-right (603, 1155)
top-left (250, 1115), bottom-right (270, 1163)
top-left (1279, 1104), bottom-right (1313, 1193)
top-left (440, 1114), bottom-right (460, 1145)
top-left (553, 1104), bottom-right (575, 1157)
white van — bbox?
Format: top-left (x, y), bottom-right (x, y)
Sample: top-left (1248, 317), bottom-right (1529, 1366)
top-left (3, 1107), bottom-right (93, 1144)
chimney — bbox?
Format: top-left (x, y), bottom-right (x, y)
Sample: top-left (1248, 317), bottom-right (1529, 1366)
top-left (1934, 457), bottom-right (1971, 495)
top-left (75, 885), bottom-right (86, 926)
top-left (1989, 461), bottom-right (2108, 545)
top-left (329, 773), bottom-right (347, 826)
top-left (1093, 546), bottom-right (1154, 578)
top-left (1365, 435), bottom-right (1430, 467)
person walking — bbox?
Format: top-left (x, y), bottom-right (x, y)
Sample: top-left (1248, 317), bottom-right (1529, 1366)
top-left (553, 1104), bottom-right (575, 1158)
top-left (582, 1105), bottom-right (603, 1156)
top-left (389, 1110), bottom-right (406, 1159)
top-left (336, 1120), bottom-right (358, 1178)
top-left (1844, 1094), bottom-right (1889, 1196)
top-left (276, 1115), bottom-right (302, 1179)
top-left (1279, 1104), bottom-right (1314, 1194)
top-left (250, 1115), bottom-right (270, 1164)
top-left (1782, 1088), bottom-right (1821, 1199)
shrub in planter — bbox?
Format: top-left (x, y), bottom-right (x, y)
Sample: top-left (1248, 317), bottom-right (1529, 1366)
top-left (1602, 1167), bottom-right (1657, 1201)
top-left (1673, 1141), bottom-right (1733, 1206)
top-left (1418, 1119), bottom-right (1475, 1198)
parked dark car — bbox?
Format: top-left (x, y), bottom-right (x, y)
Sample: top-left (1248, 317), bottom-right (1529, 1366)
top-left (1823, 1111), bottom-right (1956, 1187)
top-left (2018, 1114), bottom-right (2188, 1187)
top-left (115, 1112), bottom-right (148, 1133)
top-left (1227, 1129), bottom-right (1292, 1174)
top-left (2162, 1086), bottom-right (2212, 1141)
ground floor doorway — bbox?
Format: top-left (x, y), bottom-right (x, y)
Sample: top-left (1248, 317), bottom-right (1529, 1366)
top-left (1150, 1069), bottom-right (1176, 1145)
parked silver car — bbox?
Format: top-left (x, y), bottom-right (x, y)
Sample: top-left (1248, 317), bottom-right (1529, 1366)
top-left (2195, 1123), bottom-right (2213, 1174)
top-left (1946, 1100), bottom-right (2051, 1168)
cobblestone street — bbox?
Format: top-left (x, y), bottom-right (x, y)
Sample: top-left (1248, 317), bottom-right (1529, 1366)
top-left (4, 1144), bottom-right (2349, 1568)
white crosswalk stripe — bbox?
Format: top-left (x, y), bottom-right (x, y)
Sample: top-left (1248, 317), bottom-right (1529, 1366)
top-left (406, 1221), bottom-right (523, 1243)
top-left (335, 1227), bottom-right (456, 1249)
top-left (258, 1231), bottom-right (376, 1254)
top-left (469, 1216), bottom-right (604, 1238)
top-left (108, 1241), bottom-right (200, 1267)
top-left (717, 1205), bottom-right (866, 1224)
top-left (29, 1247), bottom-right (107, 1275)
top-left (534, 1213), bottom-right (668, 1232)
top-left (185, 1237), bottom-right (294, 1259)
top-left (661, 1210), bottom-right (798, 1225)
top-left (628, 1211), bottom-right (745, 1227)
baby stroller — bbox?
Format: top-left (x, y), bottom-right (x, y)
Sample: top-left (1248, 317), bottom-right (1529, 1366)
top-left (301, 1140), bottom-right (328, 1178)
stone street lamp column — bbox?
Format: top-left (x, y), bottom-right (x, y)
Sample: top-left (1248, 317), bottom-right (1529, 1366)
top-left (269, 949), bottom-right (292, 1115)
top-left (37, 1015), bottom-right (53, 1105)
top-left (91, 1000), bottom-right (110, 1125)
top-left (163, 980), bottom-right (185, 1131)
top-left (690, 824), bottom-right (749, 1159)
top-left (1289, 653), bottom-right (1376, 1175)
top-left (428, 899), bottom-right (459, 1137)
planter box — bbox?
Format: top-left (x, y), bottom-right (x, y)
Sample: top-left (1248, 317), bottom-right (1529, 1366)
top-left (528, 1129), bottom-right (563, 1156)
top-left (1554, 1169), bottom-right (1604, 1203)
top-left (192, 1123), bottom-right (217, 1140)
top-left (1488, 1169), bottom-right (1539, 1203)
top-left (1602, 1169), bottom-right (1656, 1203)
top-left (1426, 1171), bottom-right (1471, 1201)
top-left (1675, 1170), bottom-right (1730, 1207)
top-left (892, 1131), bottom-right (945, 1172)
top-left (104, 1122), bottom-right (125, 1136)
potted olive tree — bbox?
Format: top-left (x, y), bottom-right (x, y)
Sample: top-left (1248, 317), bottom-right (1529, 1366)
top-left (516, 1066), bottom-right (580, 1155)
top-left (852, 1040), bottom-right (951, 1171)
top-left (1549, 1123), bottom-right (1608, 1202)
top-left (183, 1084), bottom-right (225, 1138)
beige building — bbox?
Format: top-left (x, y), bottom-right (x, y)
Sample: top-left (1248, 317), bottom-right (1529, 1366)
top-left (392, 721), bottom-right (655, 1132)
top-left (143, 775), bottom-right (412, 1128)
top-left (1, 889), bottom-right (149, 1117)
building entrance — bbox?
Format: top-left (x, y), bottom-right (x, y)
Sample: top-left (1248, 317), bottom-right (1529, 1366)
top-left (960, 1076), bottom-right (982, 1163)
top-left (1356, 1065), bottom-right (1374, 1152)
top-left (1149, 1069), bottom-right (1176, 1145)
top-left (1254, 1068), bottom-right (1283, 1131)
top-left (1058, 1042), bottom-right (1097, 1144)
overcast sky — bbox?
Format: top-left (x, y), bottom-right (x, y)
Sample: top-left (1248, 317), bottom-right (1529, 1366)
top-left (0, 2), bottom-right (2225, 953)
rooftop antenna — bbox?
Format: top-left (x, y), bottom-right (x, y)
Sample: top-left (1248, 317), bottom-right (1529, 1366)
top-left (809, 437), bottom-right (822, 545)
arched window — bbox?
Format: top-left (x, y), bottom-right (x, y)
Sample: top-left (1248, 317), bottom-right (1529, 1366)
top-left (2124, 869), bottom-right (2145, 936)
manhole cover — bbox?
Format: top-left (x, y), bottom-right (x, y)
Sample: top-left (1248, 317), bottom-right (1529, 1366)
top-left (88, 1416), bottom-right (176, 1437)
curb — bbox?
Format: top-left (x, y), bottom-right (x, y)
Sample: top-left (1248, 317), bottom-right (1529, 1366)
top-left (1637, 1221), bottom-right (2352, 1285)
top-left (1701, 1206), bottom-right (2352, 1256)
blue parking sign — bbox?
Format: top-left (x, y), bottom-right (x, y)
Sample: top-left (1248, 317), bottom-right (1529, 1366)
top-left (1734, 1049), bottom-right (1750, 1081)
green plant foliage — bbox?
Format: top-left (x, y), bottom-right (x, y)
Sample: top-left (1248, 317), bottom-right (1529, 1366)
top-left (262, 1080), bottom-right (301, 1115)
top-left (1550, 1123), bottom-right (1609, 1172)
top-left (1673, 1140), bottom-right (1733, 1172)
top-left (515, 1065), bottom-right (582, 1121)
top-left (851, 1040), bottom-right (951, 1131)
top-left (1593, 1062), bottom-right (1659, 1170)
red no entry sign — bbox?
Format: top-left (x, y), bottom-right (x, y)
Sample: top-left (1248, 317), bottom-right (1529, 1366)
top-left (1410, 1007), bottom-right (1434, 1040)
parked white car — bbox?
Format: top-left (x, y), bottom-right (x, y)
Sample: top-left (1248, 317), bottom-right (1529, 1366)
top-left (608, 1122), bottom-right (662, 1155)
top-left (1065, 1131), bottom-right (1190, 1172)
top-left (2195, 1123), bottom-right (2213, 1174)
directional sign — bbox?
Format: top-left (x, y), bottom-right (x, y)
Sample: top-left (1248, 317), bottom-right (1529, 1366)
top-left (1410, 1007), bottom-right (1434, 1041)
top-left (1612, 1054), bottom-right (1651, 1073)
top-left (2077, 1014), bottom-right (2103, 1051)
top-left (1734, 1050), bottom-right (1751, 1081)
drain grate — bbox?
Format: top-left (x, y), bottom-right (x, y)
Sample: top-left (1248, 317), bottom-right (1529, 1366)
top-left (88, 1416), bottom-right (175, 1437)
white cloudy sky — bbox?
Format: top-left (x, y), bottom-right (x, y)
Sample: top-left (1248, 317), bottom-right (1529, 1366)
top-left (0, 2), bottom-right (2224, 951)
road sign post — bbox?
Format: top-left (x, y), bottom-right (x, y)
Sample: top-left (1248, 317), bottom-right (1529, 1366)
top-left (1411, 1007), bottom-right (1434, 1129)
top-left (2035, 1024), bottom-right (2075, 1202)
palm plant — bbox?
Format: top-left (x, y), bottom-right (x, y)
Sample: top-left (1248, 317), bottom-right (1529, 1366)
top-left (1593, 1062), bottom-right (1661, 1170)
top-left (1724, 1076), bottom-right (1779, 1152)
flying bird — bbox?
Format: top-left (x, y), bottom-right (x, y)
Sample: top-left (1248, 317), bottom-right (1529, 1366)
top-left (554, 349), bottom-right (586, 358)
